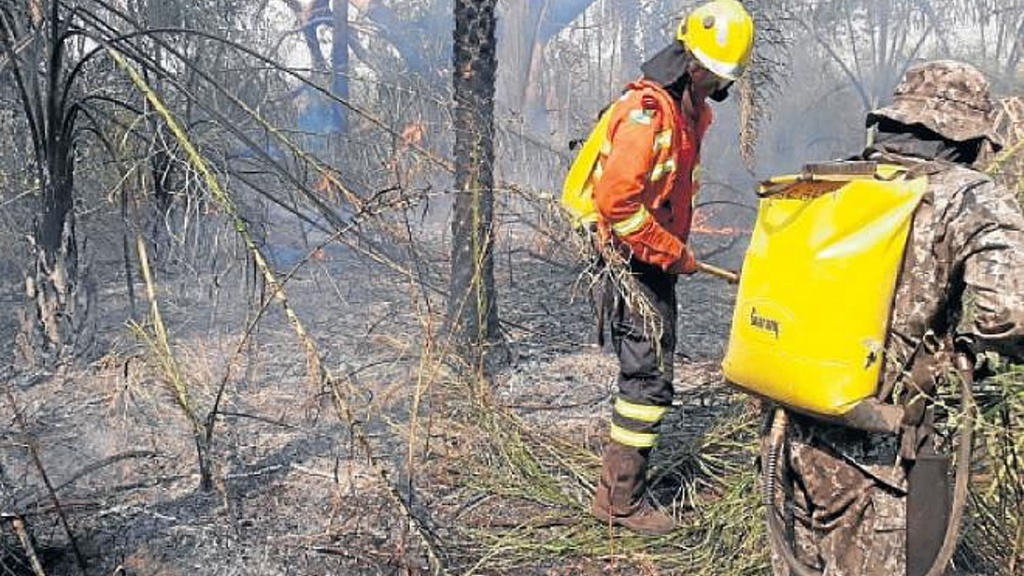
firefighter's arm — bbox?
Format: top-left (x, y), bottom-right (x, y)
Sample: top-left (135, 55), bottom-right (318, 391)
top-left (953, 183), bottom-right (1024, 362)
top-left (593, 101), bottom-right (693, 272)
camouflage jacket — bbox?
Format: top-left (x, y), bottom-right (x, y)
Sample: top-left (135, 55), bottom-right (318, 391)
top-left (793, 150), bottom-right (1024, 490)
top-left (881, 152), bottom-right (1024, 390)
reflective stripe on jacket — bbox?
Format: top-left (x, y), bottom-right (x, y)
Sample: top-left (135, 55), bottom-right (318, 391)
top-left (592, 79), bottom-right (712, 270)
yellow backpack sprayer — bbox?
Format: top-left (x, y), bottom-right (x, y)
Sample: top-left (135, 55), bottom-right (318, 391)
top-left (722, 161), bottom-right (977, 576)
top-left (723, 162), bottom-right (925, 423)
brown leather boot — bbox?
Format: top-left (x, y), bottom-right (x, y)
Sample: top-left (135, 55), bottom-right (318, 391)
top-left (591, 442), bottom-right (675, 535)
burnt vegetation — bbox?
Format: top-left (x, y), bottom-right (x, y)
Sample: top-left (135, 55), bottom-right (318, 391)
top-left (0, 1), bottom-right (1020, 575)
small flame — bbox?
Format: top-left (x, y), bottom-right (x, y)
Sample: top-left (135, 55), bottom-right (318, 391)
top-left (313, 172), bottom-right (341, 204)
top-left (387, 121), bottom-right (426, 172)
top-left (314, 174), bottom-right (332, 194)
top-left (691, 208), bottom-right (746, 236)
top-left (399, 122), bottom-right (424, 147)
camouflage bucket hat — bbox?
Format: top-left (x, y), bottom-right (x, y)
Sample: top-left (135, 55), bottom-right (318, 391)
top-left (866, 60), bottom-right (1002, 148)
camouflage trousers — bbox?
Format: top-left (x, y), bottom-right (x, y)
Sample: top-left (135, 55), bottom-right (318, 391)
top-left (763, 416), bottom-right (908, 576)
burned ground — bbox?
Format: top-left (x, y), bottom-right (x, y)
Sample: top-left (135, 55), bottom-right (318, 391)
top-left (0, 206), bottom-right (764, 575)
top-left (0, 153), bottom-right (1018, 576)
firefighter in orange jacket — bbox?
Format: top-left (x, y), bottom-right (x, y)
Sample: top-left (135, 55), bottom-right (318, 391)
top-left (590, 0), bottom-right (754, 535)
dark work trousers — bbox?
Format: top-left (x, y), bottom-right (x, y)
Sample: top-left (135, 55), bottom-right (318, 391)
top-left (608, 259), bottom-right (677, 449)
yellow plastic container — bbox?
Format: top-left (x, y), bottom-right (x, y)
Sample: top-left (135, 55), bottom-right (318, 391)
top-left (560, 104), bottom-right (616, 228)
top-left (722, 165), bottom-right (927, 416)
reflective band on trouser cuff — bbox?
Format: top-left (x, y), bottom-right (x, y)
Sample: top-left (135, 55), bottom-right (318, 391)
top-left (614, 398), bottom-right (668, 423)
top-left (593, 160), bottom-right (605, 182)
top-left (691, 46), bottom-right (743, 80)
top-left (653, 129), bottom-right (672, 152)
top-left (600, 140), bottom-right (613, 156)
top-left (611, 205), bottom-right (650, 237)
top-left (649, 159), bottom-right (677, 183)
top-left (610, 423), bottom-right (658, 448)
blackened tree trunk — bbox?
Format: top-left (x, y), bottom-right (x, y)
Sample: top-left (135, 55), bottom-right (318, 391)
top-left (5, 1), bottom-right (92, 367)
top-left (22, 148), bottom-right (86, 366)
top-left (331, 0), bottom-right (349, 133)
top-left (447, 0), bottom-right (501, 369)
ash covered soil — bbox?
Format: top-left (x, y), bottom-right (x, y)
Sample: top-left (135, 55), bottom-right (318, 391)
top-left (0, 222), bottom-right (745, 576)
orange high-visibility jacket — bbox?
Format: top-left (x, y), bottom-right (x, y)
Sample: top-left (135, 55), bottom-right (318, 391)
top-left (592, 79), bottom-right (711, 270)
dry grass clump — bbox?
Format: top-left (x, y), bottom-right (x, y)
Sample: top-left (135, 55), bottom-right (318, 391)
top-left (959, 364), bottom-right (1024, 574)
top-left (443, 349), bottom-right (1023, 575)
top-left (441, 373), bottom-right (769, 576)
top-left (967, 95), bottom-right (1024, 575)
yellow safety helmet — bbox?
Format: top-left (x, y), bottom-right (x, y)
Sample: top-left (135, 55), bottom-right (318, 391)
top-left (677, 0), bottom-right (754, 81)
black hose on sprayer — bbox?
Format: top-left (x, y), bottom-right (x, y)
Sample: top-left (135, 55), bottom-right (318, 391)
top-left (762, 407), bottom-right (821, 576)
top-left (762, 361), bottom-right (977, 576)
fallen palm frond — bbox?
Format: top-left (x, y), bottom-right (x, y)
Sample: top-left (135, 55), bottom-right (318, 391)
top-left (446, 376), bottom-right (768, 575)
top-left (128, 233), bottom-right (214, 490)
top-left (109, 49), bottom-right (326, 390)
top-left (453, 346), bottom-right (1023, 575)
top-left (958, 363), bottom-right (1024, 574)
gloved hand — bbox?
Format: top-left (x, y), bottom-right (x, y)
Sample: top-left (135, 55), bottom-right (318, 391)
top-left (667, 247), bottom-right (697, 275)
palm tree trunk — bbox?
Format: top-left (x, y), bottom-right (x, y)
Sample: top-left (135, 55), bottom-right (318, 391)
top-left (447, 0), bottom-right (501, 369)
top-left (19, 149), bottom-right (87, 367)
top-left (10, 2), bottom-right (91, 367)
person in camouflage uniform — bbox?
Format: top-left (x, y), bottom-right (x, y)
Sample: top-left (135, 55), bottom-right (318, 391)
top-left (765, 60), bottom-right (1024, 576)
